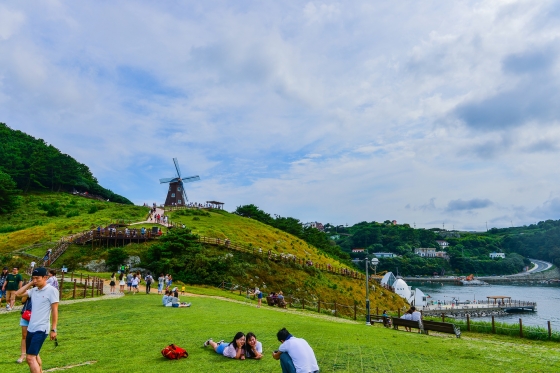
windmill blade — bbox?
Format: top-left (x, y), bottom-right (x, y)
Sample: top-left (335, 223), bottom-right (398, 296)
top-left (159, 177), bottom-right (179, 184)
top-left (173, 158), bottom-right (182, 178)
top-left (182, 175), bottom-right (200, 183)
top-left (182, 184), bottom-right (189, 203)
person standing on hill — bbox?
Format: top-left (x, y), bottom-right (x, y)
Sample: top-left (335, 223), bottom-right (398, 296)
top-left (273, 328), bottom-right (319, 373)
top-left (15, 267), bottom-right (59, 373)
top-left (0, 267), bottom-right (8, 307)
top-left (126, 272), bottom-right (133, 292)
top-left (46, 270), bottom-right (59, 290)
top-left (144, 273), bottom-right (153, 294)
top-left (157, 274), bottom-right (165, 294)
top-left (3, 267), bottom-right (23, 311)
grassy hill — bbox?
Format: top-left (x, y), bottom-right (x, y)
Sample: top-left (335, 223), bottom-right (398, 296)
top-left (168, 208), bottom-right (350, 268)
top-left (0, 293), bottom-right (558, 372)
top-left (0, 192), bottom-right (149, 255)
top-left (0, 193), bottom-right (406, 312)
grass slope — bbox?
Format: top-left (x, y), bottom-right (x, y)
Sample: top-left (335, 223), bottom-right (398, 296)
top-left (0, 293), bottom-right (559, 372)
top-left (0, 192), bottom-right (149, 254)
top-left (169, 209), bottom-right (348, 267)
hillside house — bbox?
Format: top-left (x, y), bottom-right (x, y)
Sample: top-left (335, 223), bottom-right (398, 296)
top-left (351, 248), bottom-right (365, 253)
top-left (436, 240), bottom-right (449, 249)
top-left (490, 252), bottom-right (506, 259)
top-left (414, 248), bottom-right (448, 259)
top-left (372, 252), bottom-right (397, 258)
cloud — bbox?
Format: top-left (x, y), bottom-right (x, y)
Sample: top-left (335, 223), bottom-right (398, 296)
top-left (446, 199), bottom-right (493, 212)
top-left (3, 1), bottom-right (560, 232)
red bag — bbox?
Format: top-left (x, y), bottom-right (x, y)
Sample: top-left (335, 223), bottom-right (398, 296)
top-left (161, 344), bottom-right (188, 360)
top-left (22, 310), bottom-right (32, 321)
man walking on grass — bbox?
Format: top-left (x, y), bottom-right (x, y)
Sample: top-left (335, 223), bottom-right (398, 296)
top-left (16, 267), bottom-right (59, 373)
top-left (273, 328), bottom-right (319, 373)
top-left (2, 266), bottom-right (22, 311)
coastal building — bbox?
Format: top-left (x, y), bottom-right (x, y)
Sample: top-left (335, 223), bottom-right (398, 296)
top-left (490, 252), bottom-right (506, 259)
top-left (381, 272), bottom-right (427, 307)
top-left (303, 221), bottom-right (325, 231)
top-left (414, 248), bottom-right (448, 259)
top-left (372, 252), bottom-right (397, 258)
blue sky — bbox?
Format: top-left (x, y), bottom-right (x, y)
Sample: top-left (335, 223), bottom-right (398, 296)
top-left (2, 1), bottom-right (560, 231)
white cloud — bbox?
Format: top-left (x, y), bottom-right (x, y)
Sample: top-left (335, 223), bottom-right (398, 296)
top-left (2, 1), bottom-right (560, 230)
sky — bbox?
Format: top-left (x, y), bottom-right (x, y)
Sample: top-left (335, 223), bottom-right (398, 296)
top-left (2, 1), bottom-right (560, 231)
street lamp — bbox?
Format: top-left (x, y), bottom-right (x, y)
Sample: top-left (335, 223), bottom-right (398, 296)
top-left (366, 256), bottom-right (380, 326)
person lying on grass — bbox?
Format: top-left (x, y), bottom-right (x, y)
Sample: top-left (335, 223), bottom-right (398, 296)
top-left (204, 332), bottom-right (246, 359)
top-left (244, 332), bottom-right (263, 359)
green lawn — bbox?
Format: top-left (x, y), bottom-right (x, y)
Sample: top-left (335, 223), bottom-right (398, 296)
top-left (1, 293), bottom-right (559, 372)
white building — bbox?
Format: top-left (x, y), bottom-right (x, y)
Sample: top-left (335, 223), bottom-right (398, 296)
top-left (415, 247), bottom-right (448, 259)
top-left (382, 274), bottom-right (427, 307)
top-left (372, 252), bottom-right (397, 258)
top-left (490, 252), bottom-right (506, 259)
top-left (436, 240), bottom-right (449, 249)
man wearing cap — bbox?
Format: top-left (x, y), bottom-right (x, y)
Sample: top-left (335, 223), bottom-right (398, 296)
top-left (15, 267), bottom-right (59, 373)
top-left (2, 266), bottom-right (22, 311)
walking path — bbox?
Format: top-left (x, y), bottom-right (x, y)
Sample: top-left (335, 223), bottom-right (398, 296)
top-left (0, 278), bottom-right (122, 315)
top-left (129, 207), bottom-right (172, 227)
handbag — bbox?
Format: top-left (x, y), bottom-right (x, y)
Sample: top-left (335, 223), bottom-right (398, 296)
top-left (22, 309), bottom-right (32, 321)
top-left (21, 298), bottom-right (32, 321)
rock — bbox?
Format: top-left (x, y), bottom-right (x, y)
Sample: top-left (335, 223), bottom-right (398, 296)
top-left (84, 260), bottom-right (108, 272)
top-left (126, 256), bottom-right (141, 266)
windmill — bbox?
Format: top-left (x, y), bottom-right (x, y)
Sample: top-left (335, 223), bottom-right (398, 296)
top-left (159, 158), bottom-right (200, 206)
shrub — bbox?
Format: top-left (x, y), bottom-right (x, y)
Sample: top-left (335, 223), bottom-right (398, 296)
top-left (88, 205), bottom-right (98, 214)
top-left (66, 210), bottom-right (80, 218)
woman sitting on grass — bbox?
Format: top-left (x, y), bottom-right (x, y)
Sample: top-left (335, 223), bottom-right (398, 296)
top-left (170, 291), bottom-right (191, 308)
top-left (204, 332), bottom-right (246, 359)
top-left (244, 332), bottom-right (263, 359)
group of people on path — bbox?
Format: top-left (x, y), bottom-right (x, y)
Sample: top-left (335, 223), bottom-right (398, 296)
top-left (204, 328), bottom-right (319, 373)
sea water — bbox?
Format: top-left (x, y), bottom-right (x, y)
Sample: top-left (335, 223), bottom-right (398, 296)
top-left (408, 282), bottom-right (560, 329)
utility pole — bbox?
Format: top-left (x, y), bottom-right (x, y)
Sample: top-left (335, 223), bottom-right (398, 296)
top-left (486, 222), bottom-right (488, 232)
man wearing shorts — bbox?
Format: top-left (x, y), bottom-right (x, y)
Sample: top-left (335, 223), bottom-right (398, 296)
top-left (16, 267), bottom-right (59, 373)
top-left (2, 267), bottom-right (22, 311)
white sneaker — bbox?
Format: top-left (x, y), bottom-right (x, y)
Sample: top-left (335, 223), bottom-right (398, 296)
top-left (203, 338), bottom-right (213, 347)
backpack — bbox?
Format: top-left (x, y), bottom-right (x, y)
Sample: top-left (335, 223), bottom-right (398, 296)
top-left (161, 344), bottom-right (188, 360)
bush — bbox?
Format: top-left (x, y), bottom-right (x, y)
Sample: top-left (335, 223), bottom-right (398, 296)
top-left (88, 205), bottom-right (98, 214)
top-left (66, 210), bottom-right (80, 218)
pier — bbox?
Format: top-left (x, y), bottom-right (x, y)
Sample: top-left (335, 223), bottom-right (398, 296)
top-left (421, 296), bottom-right (536, 317)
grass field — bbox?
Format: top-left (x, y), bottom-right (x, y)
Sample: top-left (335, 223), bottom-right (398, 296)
top-left (1, 292), bottom-right (559, 373)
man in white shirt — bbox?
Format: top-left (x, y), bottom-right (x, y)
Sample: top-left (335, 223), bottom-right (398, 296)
top-left (272, 328), bottom-right (319, 373)
top-left (16, 267), bottom-right (59, 373)
top-left (410, 306), bottom-right (422, 322)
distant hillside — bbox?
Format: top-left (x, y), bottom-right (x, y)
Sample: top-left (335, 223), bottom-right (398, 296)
top-left (0, 123), bottom-right (132, 207)
top-left (330, 221), bottom-right (529, 276)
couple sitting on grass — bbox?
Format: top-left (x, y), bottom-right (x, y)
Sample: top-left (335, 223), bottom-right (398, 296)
top-left (162, 289), bottom-right (190, 308)
top-left (205, 328), bottom-right (319, 373)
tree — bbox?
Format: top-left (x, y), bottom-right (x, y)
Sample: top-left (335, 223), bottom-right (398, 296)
top-left (0, 170), bottom-right (20, 214)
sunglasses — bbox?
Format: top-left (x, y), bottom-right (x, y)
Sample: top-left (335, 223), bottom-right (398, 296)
top-left (53, 338), bottom-right (59, 348)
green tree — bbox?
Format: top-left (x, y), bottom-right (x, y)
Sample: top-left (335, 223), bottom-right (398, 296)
top-left (0, 170), bottom-right (20, 214)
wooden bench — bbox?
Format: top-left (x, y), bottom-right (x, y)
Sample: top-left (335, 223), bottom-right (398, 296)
top-left (369, 315), bottom-right (390, 327)
top-left (266, 297), bottom-right (277, 306)
top-left (422, 320), bottom-right (461, 338)
top-left (392, 317), bottom-right (423, 332)
top-left (277, 298), bottom-right (287, 308)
